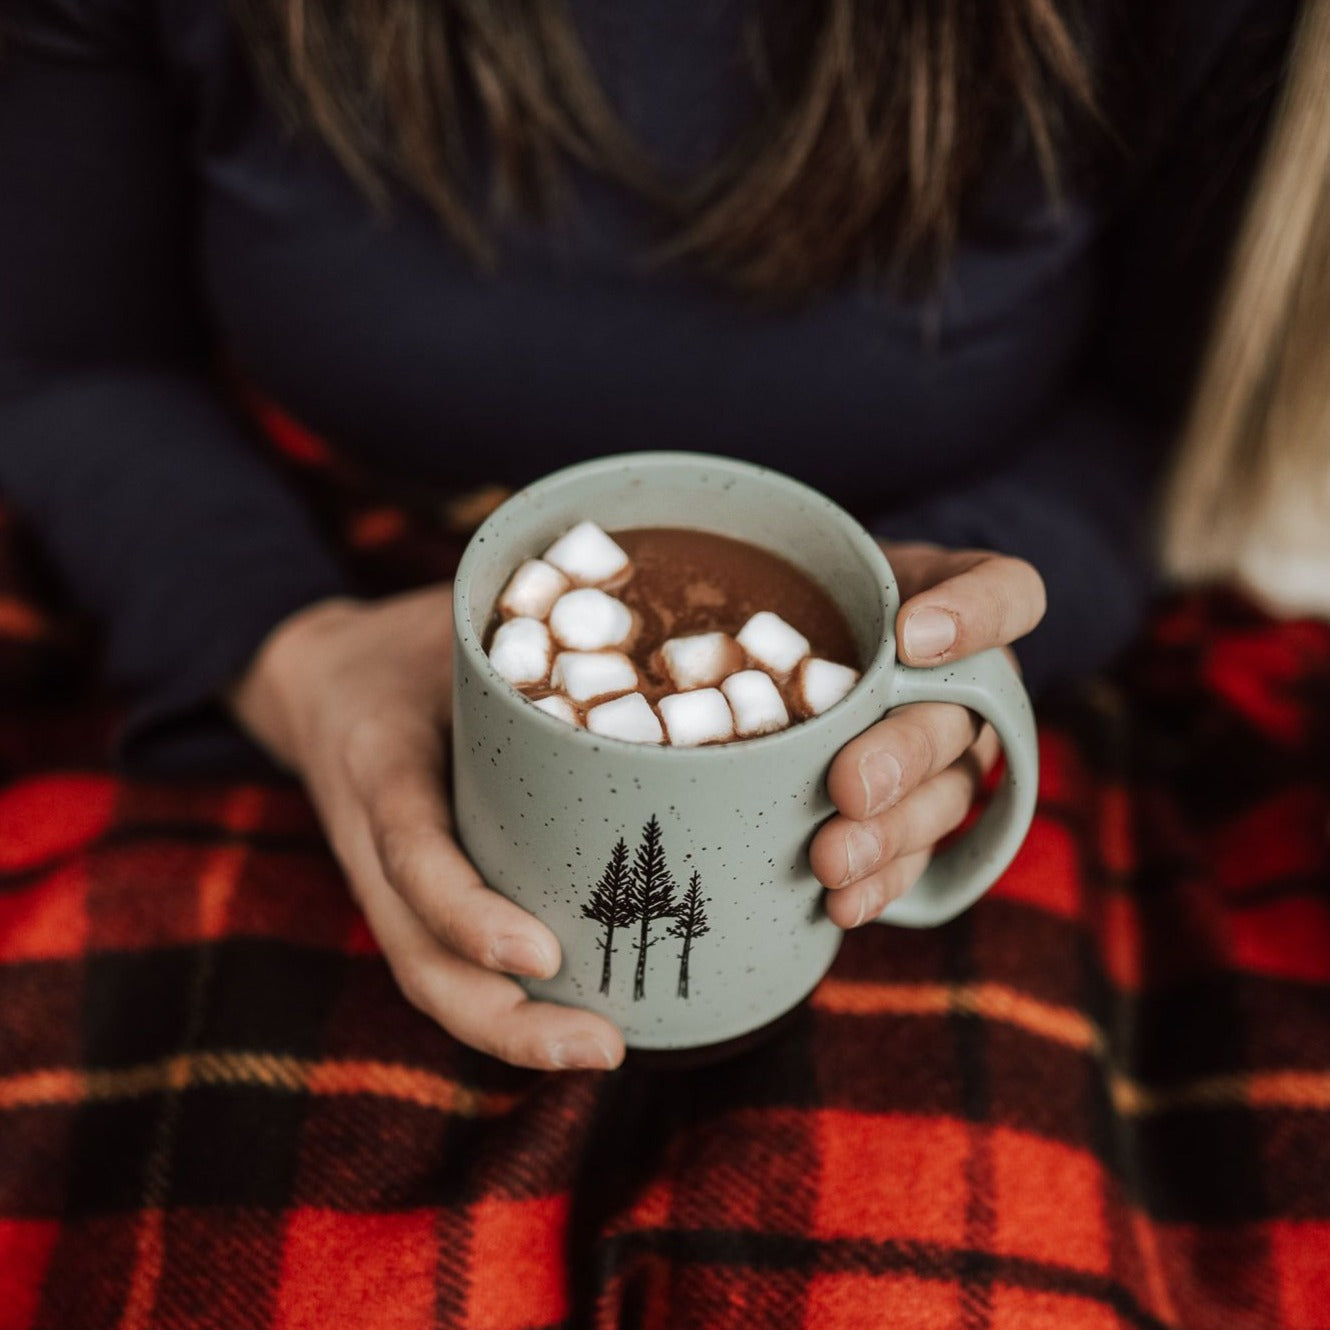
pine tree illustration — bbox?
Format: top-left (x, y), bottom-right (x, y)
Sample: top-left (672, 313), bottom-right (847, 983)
top-left (667, 870), bottom-right (711, 999)
top-left (580, 838), bottom-right (634, 994)
top-left (627, 815), bottom-right (678, 1001)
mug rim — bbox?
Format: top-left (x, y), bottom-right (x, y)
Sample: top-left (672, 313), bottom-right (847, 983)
top-left (453, 450), bottom-right (900, 759)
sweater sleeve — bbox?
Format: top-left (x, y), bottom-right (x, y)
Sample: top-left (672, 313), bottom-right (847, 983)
top-left (0, 1), bottom-right (351, 776)
top-left (872, 0), bottom-right (1297, 697)
top-left (873, 395), bottom-right (1159, 697)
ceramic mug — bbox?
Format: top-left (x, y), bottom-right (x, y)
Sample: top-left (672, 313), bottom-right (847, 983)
top-left (451, 453), bottom-right (1038, 1052)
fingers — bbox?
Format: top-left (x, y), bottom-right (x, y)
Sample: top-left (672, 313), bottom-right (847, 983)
top-left (815, 541), bottom-right (1039, 930)
top-left (357, 841), bottom-right (624, 1070)
top-left (812, 723), bottom-right (1001, 925)
top-left (279, 588), bottom-right (623, 1072)
top-left (823, 850), bottom-right (934, 929)
top-left (827, 701), bottom-right (984, 821)
top-left (883, 543), bottom-right (1046, 666)
top-left (330, 732), bottom-right (623, 1070)
top-left (341, 716), bottom-right (562, 980)
top-left (367, 769), bottom-right (561, 978)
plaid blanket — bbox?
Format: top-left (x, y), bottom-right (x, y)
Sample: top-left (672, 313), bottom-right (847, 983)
top-left (2, 408), bottom-right (1328, 1330)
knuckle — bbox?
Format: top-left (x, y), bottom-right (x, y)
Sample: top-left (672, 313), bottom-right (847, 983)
top-left (828, 748), bottom-right (869, 814)
top-left (343, 713), bottom-right (438, 792)
top-left (992, 551), bottom-right (1035, 582)
top-left (457, 988), bottom-right (536, 1064)
top-left (896, 714), bottom-right (941, 782)
top-left (873, 815), bottom-right (903, 863)
top-left (375, 821), bottom-right (423, 890)
top-left (341, 715), bottom-right (401, 791)
top-left (888, 851), bottom-right (930, 899)
top-left (958, 703), bottom-right (984, 748)
top-left (969, 723), bottom-right (999, 769)
top-left (890, 779), bottom-right (962, 859)
top-left (436, 906), bottom-right (487, 960)
top-left (976, 576), bottom-right (1014, 643)
top-left (996, 555), bottom-right (1047, 627)
top-left (343, 713), bottom-right (393, 767)
top-left (391, 956), bottom-right (437, 1019)
top-left (940, 775), bottom-right (975, 831)
top-left (322, 815), bottom-right (363, 883)
top-left (489, 1026), bottom-right (540, 1069)
top-left (339, 861), bottom-right (371, 912)
top-left (384, 851), bottom-right (479, 954)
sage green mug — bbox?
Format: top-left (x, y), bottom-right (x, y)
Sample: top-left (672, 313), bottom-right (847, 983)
top-left (452, 453), bottom-right (1038, 1052)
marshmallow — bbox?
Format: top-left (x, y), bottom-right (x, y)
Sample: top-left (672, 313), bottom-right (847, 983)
top-left (550, 651), bottom-right (638, 704)
top-left (497, 559), bottom-right (570, 621)
top-left (658, 688), bottom-right (735, 747)
top-left (586, 692), bottom-right (664, 744)
top-left (658, 632), bottom-right (744, 692)
top-left (488, 617), bottom-right (552, 687)
top-left (721, 669), bottom-right (790, 737)
top-left (795, 658), bottom-right (860, 716)
top-left (737, 611), bottom-right (811, 677)
top-left (532, 694), bottom-right (581, 727)
top-left (548, 588), bottom-right (634, 651)
top-left (542, 521), bottom-right (631, 587)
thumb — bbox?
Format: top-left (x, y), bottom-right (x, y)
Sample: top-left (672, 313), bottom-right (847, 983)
top-left (883, 544), bottom-right (1046, 665)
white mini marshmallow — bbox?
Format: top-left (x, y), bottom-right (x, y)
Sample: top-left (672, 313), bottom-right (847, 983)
top-left (721, 669), bottom-right (790, 737)
top-left (795, 658), bottom-right (860, 716)
top-left (548, 588), bottom-right (634, 651)
top-left (542, 521), bottom-right (631, 587)
top-left (737, 611), bottom-right (811, 677)
top-left (497, 559), bottom-right (570, 621)
top-left (488, 617), bottom-right (552, 687)
top-left (659, 632), bottom-right (744, 692)
top-left (586, 693), bottom-right (664, 745)
top-left (658, 688), bottom-right (735, 747)
top-left (532, 694), bottom-right (581, 727)
top-left (550, 651), bottom-right (638, 704)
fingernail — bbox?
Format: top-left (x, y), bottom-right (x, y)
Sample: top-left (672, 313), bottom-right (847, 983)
top-left (842, 825), bottom-right (880, 884)
top-left (491, 934), bottom-right (556, 978)
top-left (859, 750), bottom-right (902, 817)
top-left (549, 1034), bottom-right (618, 1071)
top-left (903, 608), bottom-right (957, 660)
top-left (850, 883), bottom-right (883, 929)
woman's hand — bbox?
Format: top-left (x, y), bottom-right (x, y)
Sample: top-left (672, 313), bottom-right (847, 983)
top-left (225, 585), bottom-right (625, 1072)
top-left (809, 543), bottom-right (1046, 928)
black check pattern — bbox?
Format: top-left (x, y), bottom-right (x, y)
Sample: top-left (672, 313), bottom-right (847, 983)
top-left (2, 401), bottom-right (1329, 1330)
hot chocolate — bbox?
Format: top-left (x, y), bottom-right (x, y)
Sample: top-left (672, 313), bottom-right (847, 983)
top-left (485, 521), bottom-right (862, 744)
top-left (609, 528), bottom-right (859, 699)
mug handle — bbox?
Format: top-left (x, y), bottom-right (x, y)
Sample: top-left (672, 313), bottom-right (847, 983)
top-left (871, 646), bottom-right (1039, 927)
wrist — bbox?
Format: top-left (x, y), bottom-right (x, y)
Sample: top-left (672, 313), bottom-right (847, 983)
top-left (224, 595), bottom-right (365, 768)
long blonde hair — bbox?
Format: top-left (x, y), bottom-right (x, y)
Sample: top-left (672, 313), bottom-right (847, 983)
top-left (1161, 0), bottom-right (1330, 613)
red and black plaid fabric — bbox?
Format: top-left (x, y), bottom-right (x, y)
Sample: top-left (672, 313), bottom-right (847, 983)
top-left (2, 406), bottom-right (1328, 1329)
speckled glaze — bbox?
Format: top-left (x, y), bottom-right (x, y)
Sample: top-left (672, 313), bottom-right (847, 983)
top-left (452, 454), bottom-right (1038, 1051)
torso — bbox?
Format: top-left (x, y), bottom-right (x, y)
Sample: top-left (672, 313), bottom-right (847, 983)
top-left (164, 0), bottom-right (1110, 514)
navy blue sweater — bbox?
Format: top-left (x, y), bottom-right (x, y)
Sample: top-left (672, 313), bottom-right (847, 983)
top-left (0, 0), bottom-right (1296, 774)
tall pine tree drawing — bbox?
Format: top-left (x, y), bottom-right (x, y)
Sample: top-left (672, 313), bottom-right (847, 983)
top-left (580, 838), bottom-right (634, 994)
top-left (667, 870), bottom-right (711, 999)
top-left (627, 815), bottom-right (677, 1000)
